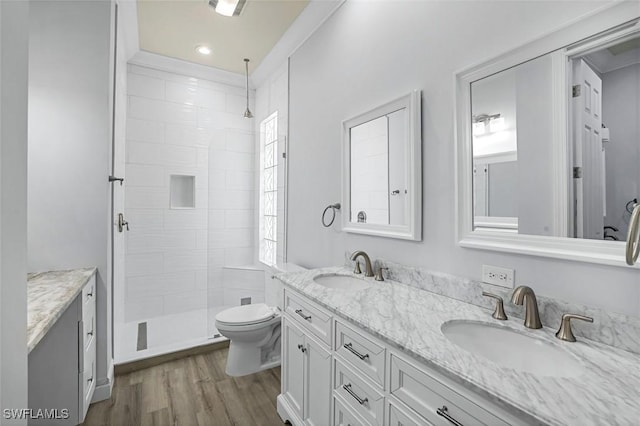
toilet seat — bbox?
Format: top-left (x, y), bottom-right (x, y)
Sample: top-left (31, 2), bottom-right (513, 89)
top-left (215, 303), bottom-right (277, 326)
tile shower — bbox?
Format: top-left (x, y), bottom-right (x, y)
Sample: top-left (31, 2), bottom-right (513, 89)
top-left (116, 64), bottom-right (259, 362)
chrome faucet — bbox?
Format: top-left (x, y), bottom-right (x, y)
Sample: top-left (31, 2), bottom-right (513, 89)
top-left (350, 251), bottom-right (374, 277)
top-left (511, 286), bottom-right (542, 329)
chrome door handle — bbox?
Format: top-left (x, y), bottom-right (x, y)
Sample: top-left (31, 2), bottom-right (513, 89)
top-left (342, 384), bottom-right (367, 405)
top-left (343, 343), bottom-right (369, 360)
top-left (437, 405), bottom-right (464, 426)
top-left (295, 309), bottom-right (311, 321)
top-left (108, 176), bottom-right (124, 186)
top-left (118, 213), bottom-right (129, 232)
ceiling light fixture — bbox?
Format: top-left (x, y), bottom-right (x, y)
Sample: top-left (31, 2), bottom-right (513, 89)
top-left (208, 0), bottom-right (247, 17)
top-left (243, 58), bottom-right (253, 119)
top-left (196, 45), bottom-right (212, 55)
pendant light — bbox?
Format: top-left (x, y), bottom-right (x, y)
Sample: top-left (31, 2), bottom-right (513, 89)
top-left (243, 58), bottom-right (253, 119)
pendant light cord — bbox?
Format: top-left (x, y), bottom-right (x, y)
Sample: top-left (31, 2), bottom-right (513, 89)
top-left (243, 58), bottom-right (253, 118)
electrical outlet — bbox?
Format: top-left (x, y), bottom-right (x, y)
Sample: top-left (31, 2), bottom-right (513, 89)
top-left (482, 265), bottom-right (515, 288)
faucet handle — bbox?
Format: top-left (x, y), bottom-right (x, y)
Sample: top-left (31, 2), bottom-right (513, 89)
top-left (374, 267), bottom-right (388, 282)
top-left (482, 292), bottom-right (508, 320)
top-left (555, 313), bottom-right (593, 342)
top-left (353, 260), bottom-right (362, 275)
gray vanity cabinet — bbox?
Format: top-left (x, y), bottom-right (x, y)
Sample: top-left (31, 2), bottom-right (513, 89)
top-left (28, 276), bottom-right (97, 425)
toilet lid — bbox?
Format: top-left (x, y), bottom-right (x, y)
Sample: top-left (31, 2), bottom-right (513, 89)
top-left (215, 303), bottom-right (277, 326)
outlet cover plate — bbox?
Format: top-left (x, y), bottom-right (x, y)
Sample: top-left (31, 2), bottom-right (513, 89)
top-left (482, 265), bottom-right (515, 288)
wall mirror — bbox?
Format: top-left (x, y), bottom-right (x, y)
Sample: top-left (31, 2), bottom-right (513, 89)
top-left (456, 3), bottom-right (640, 267)
top-left (343, 91), bottom-right (422, 240)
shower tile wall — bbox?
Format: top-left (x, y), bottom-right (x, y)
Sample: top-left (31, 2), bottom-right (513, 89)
top-left (124, 64), bottom-right (255, 322)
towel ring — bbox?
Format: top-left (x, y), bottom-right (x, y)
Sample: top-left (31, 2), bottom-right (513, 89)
top-left (322, 203), bottom-right (341, 227)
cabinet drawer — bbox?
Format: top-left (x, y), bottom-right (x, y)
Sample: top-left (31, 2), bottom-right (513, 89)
top-left (334, 359), bottom-right (384, 426)
top-left (82, 300), bottom-right (95, 350)
top-left (334, 396), bottom-right (369, 426)
top-left (82, 275), bottom-right (96, 309)
top-left (388, 398), bottom-right (433, 426)
top-left (284, 290), bottom-right (332, 345)
top-left (335, 320), bottom-right (386, 389)
top-left (390, 354), bottom-right (510, 426)
top-left (81, 333), bottom-right (96, 418)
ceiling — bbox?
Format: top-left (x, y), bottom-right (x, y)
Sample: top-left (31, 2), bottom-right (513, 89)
top-left (583, 35), bottom-right (640, 74)
top-left (137, 0), bottom-right (309, 74)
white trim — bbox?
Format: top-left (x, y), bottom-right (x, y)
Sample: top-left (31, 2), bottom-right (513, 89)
top-left (454, 2), bottom-right (640, 268)
top-left (118, 0), bottom-right (139, 61)
top-left (342, 91), bottom-right (422, 241)
top-left (251, 0), bottom-right (346, 88)
top-left (91, 359), bottom-right (114, 403)
top-left (129, 50), bottom-right (247, 88)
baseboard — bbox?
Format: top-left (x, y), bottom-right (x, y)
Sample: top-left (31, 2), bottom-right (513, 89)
top-left (114, 340), bottom-right (230, 375)
top-left (91, 360), bottom-right (114, 403)
top-left (277, 394), bottom-right (303, 426)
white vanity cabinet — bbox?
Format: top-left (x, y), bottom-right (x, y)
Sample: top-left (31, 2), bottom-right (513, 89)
top-left (28, 275), bottom-right (97, 425)
top-left (279, 291), bottom-right (333, 426)
top-left (278, 288), bottom-right (530, 426)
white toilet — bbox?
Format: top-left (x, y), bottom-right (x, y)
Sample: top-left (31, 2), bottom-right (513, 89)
top-left (215, 303), bottom-right (281, 376)
top-left (215, 263), bottom-right (307, 377)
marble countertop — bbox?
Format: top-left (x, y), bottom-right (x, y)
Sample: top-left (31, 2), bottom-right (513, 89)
top-left (27, 268), bottom-right (96, 353)
top-left (277, 267), bottom-right (640, 426)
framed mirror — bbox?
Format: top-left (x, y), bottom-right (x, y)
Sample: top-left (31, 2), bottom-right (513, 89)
top-left (456, 3), bottom-right (640, 267)
top-left (342, 91), bottom-right (422, 240)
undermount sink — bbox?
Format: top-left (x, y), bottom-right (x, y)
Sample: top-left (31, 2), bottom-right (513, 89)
top-left (313, 274), bottom-right (372, 291)
top-left (441, 320), bottom-right (584, 378)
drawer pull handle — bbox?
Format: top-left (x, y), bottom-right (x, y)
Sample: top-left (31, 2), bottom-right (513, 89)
top-left (295, 309), bottom-right (311, 321)
top-left (87, 289), bottom-right (93, 298)
top-left (342, 383), bottom-right (368, 405)
top-left (343, 342), bottom-right (369, 360)
top-left (437, 405), bottom-right (464, 426)
top-left (297, 344), bottom-right (307, 353)
top-left (87, 330), bottom-right (94, 337)
top-left (87, 377), bottom-right (93, 384)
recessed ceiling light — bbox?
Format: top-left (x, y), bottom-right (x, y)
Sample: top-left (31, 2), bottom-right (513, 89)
top-left (196, 45), bottom-right (212, 55)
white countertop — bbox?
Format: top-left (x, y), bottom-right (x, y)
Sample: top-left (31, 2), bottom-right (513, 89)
top-left (277, 266), bottom-right (640, 426)
top-left (27, 268), bottom-right (96, 353)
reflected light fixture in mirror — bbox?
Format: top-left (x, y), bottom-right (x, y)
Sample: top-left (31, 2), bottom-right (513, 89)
top-left (208, 0), bottom-right (247, 17)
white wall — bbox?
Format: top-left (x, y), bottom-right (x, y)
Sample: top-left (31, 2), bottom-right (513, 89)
top-left (287, 0), bottom-right (640, 318)
top-left (602, 63), bottom-right (640, 238)
top-left (124, 64), bottom-right (255, 323)
top-left (28, 0), bottom-right (113, 403)
top-left (515, 54), bottom-right (556, 236)
top-left (0, 1), bottom-right (29, 422)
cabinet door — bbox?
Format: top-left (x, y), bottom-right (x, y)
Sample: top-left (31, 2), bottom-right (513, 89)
top-left (282, 318), bottom-right (305, 420)
top-left (304, 333), bottom-right (332, 426)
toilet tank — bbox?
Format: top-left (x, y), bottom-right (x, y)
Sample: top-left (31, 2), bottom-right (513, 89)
top-left (264, 263), bottom-right (307, 310)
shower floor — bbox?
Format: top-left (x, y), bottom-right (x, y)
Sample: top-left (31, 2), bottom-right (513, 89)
top-left (115, 306), bottom-right (232, 364)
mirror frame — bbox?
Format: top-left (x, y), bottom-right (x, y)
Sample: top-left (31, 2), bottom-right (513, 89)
top-left (342, 90), bottom-right (422, 240)
top-left (455, 2), bottom-right (640, 268)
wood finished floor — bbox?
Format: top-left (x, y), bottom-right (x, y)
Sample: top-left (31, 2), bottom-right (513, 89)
top-left (83, 348), bottom-right (284, 426)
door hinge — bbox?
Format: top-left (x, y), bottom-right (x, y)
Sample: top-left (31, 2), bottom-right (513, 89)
top-left (282, 152), bottom-right (286, 159)
top-left (573, 167), bottom-right (582, 178)
top-left (572, 84), bottom-right (581, 97)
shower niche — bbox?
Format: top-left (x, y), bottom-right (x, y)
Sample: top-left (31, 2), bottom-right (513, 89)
top-left (170, 174), bottom-right (196, 209)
